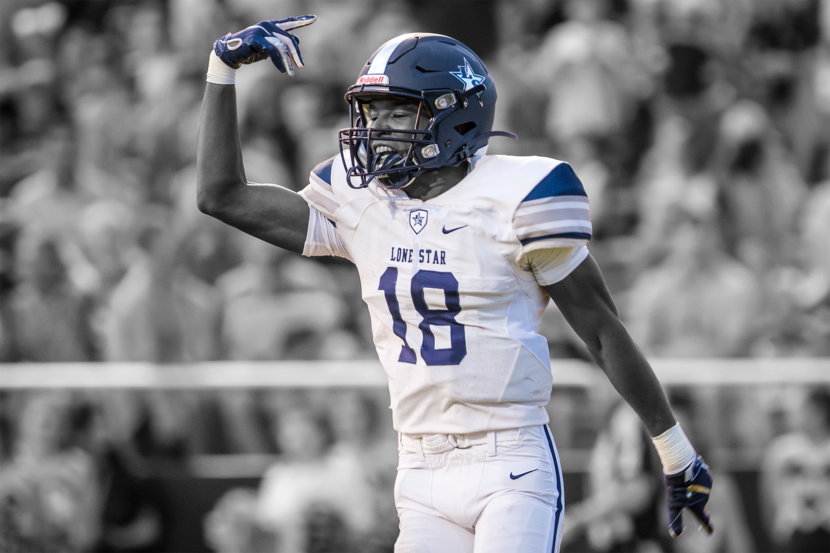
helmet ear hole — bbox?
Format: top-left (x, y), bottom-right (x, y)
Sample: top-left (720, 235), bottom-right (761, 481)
top-left (454, 122), bottom-right (477, 135)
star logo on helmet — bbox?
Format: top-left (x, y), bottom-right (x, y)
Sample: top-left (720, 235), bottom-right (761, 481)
top-left (450, 58), bottom-right (485, 92)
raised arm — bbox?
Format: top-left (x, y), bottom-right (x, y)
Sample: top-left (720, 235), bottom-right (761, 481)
top-left (197, 83), bottom-right (308, 252)
top-left (196, 16), bottom-right (316, 254)
top-left (544, 253), bottom-right (714, 538)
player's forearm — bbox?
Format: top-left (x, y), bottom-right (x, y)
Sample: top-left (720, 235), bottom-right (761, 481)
top-left (196, 83), bottom-right (247, 216)
top-left (195, 81), bottom-right (309, 253)
top-left (589, 323), bottom-right (675, 437)
top-left (545, 256), bottom-right (676, 437)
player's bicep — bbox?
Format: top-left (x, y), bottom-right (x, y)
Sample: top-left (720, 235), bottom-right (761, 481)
top-left (208, 182), bottom-right (310, 254)
top-left (542, 253), bottom-right (622, 350)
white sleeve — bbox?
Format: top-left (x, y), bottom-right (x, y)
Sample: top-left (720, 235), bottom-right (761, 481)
top-left (522, 245), bottom-right (589, 286)
top-left (512, 162), bottom-right (592, 262)
top-left (298, 156), bottom-right (340, 220)
top-left (303, 205), bottom-right (353, 262)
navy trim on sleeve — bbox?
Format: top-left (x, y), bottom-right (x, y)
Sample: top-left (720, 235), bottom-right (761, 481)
top-left (519, 232), bottom-right (592, 246)
top-left (522, 163), bottom-right (587, 202)
top-left (311, 155), bottom-right (337, 185)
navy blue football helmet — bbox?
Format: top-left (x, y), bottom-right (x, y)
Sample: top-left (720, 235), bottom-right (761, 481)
top-left (339, 33), bottom-right (516, 189)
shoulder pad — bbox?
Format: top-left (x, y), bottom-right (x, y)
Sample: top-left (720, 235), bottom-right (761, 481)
top-left (524, 162), bottom-right (587, 201)
top-left (301, 155), bottom-right (340, 219)
top-left (311, 156), bottom-right (336, 186)
top-left (514, 162), bottom-right (592, 246)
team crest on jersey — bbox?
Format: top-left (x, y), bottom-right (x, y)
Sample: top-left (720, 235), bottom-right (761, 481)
top-left (450, 58), bottom-right (485, 92)
top-left (409, 209), bottom-right (428, 234)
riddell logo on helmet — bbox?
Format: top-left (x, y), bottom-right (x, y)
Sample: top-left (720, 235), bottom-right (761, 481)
top-left (357, 75), bottom-right (389, 85)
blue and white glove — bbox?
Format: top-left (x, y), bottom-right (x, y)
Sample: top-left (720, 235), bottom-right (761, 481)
top-left (652, 423), bottom-right (714, 538)
top-left (207, 15), bottom-right (316, 84)
top-left (664, 455), bottom-right (714, 537)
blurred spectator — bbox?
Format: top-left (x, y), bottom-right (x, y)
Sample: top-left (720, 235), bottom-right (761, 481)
top-left (747, 176), bottom-right (830, 356)
top-left (301, 501), bottom-right (351, 553)
top-left (0, 97), bottom-right (39, 197)
top-left (101, 206), bottom-right (221, 363)
top-left (746, 0), bottom-right (825, 180)
top-left (208, 388), bottom-right (275, 455)
top-left (633, 115), bottom-right (702, 263)
top-left (325, 389), bottom-right (397, 551)
top-left (627, 178), bottom-right (764, 357)
top-left (11, 231), bottom-right (95, 362)
top-left (205, 487), bottom-right (276, 553)
top-left (1, 391), bottom-right (102, 552)
top-left (7, 119), bottom-right (89, 239)
top-left (494, 0), bottom-right (565, 50)
top-left (131, 389), bottom-right (208, 460)
top-left (713, 100), bottom-right (807, 272)
top-left (0, 449), bottom-right (100, 552)
top-left (97, 445), bottom-right (165, 552)
top-left (0, 216), bottom-right (19, 363)
top-left (76, 199), bottom-right (137, 298)
top-left (256, 394), bottom-right (375, 553)
top-left (799, 180), bottom-right (830, 306)
top-left (747, 0), bottom-right (821, 52)
top-left (217, 235), bottom-right (352, 361)
top-left (759, 387), bottom-right (830, 552)
top-left (534, 0), bottom-right (651, 157)
top-left (561, 400), bottom-right (665, 553)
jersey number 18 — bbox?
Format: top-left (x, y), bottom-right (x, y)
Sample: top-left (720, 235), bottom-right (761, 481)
top-left (378, 267), bottom-right (467, 366)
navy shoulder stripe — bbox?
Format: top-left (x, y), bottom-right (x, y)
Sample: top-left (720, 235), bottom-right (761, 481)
top-left (311, 156), bottom-right (337, 185)
top-left (523, 163), bottom-right (586, 202)
top-left (520, 232), bottom-right (592, 246)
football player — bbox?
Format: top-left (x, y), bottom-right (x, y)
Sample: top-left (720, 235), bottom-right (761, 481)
top-left (197, 16), bottom-right (714, 552)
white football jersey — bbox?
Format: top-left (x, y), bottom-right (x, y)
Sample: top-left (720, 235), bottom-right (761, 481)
top-left (299, 153), bottom-right (592, 435)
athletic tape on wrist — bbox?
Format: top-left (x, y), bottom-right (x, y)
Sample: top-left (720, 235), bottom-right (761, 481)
top-left (206, 50), bottom-right (236, 85)
top-left (651, 423), bottom-right (697, 475)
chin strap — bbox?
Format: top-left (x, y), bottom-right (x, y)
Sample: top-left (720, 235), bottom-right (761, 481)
top-left (375, 128), bottom-right (519, 187)
top-left (368, 152), bottom-right (418, 189)
top-left (484, 130), bottom-right (519, 140)
top-left (450, 130), bottom-right (517, 166)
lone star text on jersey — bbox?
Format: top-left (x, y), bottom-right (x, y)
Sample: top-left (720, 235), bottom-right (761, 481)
top-left (390, 246), bottom-right (447, 265)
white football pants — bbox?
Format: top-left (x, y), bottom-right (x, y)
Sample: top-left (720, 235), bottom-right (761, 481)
top-left (394, 425), bottom-right (564, 553)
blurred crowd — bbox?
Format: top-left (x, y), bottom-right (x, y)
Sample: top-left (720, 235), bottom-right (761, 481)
top-left (0, 0), bottom-right (829, 551)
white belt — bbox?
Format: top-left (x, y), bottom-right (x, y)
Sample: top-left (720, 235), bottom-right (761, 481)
top-left (399, 427), bottom-right (524, 458)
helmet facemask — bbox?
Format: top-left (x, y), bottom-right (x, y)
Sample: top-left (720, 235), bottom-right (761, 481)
top-left (340, 93), bottom-right (446, 190)
top-left (338, 33), bottom-right (517, 190)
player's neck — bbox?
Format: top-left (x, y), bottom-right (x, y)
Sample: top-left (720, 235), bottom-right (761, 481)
top-left (404, 163), bottom-right (469, 201)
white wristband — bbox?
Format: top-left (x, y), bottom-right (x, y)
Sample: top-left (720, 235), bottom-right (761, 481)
top-left (206, 50), bottom-right (237, 85)
top-left (651, 423), bottom-right (697, 475)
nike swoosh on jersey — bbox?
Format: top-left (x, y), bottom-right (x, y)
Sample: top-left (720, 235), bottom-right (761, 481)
top-left (509, 469), bottom-right (539, 480)
top-left (442, 225), bottom-right (467, 234)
